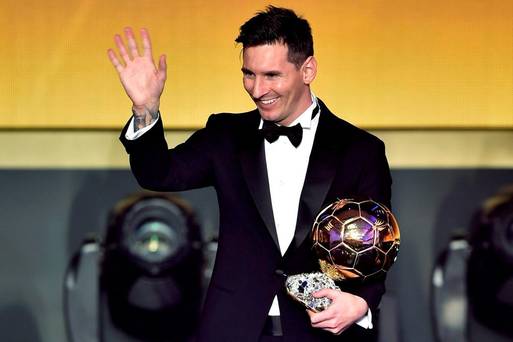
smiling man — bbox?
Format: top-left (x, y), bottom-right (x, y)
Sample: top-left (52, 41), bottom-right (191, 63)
top-left (240, 42), bottom-right (316, 126)
top-left (110, 6), bottom-right (392, 342)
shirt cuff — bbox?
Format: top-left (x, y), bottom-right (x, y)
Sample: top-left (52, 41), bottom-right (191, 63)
top-left (355, 308), bottom-right (373, 329)
top-left (124, 112), bottom-right (160, 140)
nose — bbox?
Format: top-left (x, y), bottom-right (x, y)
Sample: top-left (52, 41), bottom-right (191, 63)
top-left (248, 76), bottom-right (268, 99)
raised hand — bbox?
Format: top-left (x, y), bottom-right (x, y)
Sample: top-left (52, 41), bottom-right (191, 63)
top-left (108, 27), bottom-right (166, 130)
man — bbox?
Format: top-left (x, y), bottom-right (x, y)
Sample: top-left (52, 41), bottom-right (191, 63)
top-left (108, 6), bottom-right (392, 342)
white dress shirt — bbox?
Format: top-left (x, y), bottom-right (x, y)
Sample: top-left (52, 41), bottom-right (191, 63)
top-left (263, 94), bottom-right (319, 316)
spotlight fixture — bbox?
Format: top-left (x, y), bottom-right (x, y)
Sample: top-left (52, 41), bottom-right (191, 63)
top-left (467, 187), bottom-right (513, 337)
top-left (432, 185), bottom-right (513, 341)
top-left (104, 193), bottom-right (201, 277)
top-left (101, 192), bottom-right (203, 341)
top-left (65, 192), bottom-right (204, 342)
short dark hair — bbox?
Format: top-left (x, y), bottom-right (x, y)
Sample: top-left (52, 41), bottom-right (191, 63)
top-left (235, 6), bottom-right (314, 68)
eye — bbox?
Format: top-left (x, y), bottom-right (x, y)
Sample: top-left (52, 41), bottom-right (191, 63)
top-left (265, 72), bottom-right (280, 79)
top-left (241, 69), bottom-right (254, 79)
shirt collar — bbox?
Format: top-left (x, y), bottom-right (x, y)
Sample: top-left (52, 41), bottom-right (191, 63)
top-left (290, 92), bottom-right (318, 129)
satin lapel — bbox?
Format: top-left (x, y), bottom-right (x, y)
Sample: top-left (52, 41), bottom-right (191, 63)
top-left (238, 113), bottom-right (280, 250)
top-left (287, 101), bottom-right (341, 253)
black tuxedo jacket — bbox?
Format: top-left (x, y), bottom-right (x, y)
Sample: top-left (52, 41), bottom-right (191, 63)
top-left (120, 99), bottom-right (392, 342)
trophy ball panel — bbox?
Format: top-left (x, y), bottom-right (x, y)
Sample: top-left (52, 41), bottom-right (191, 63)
top-left (355, 248), bottom-right (386, 276)
top-left (313, 243), bottom-right (332, 261)
top-left (383, 248), bottom-right (399, 270)
top-left (334, 265), bottom-right (362, 279)
top-left (329, 244), bottom-right (358, 268)
top-left (359, 200), bottom-right (389, 225)
top-left (332, 202), bottom-right (361, 222)
top-left (342, 217), bottom-right (375, 252)
top-left (316, 216), bottom-right (344, 249)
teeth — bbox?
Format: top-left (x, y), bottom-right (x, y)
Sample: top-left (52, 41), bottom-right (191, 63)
top-left (261, 98), bottom-right (277, 105)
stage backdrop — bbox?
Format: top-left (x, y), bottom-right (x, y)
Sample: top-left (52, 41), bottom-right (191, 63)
top-left (1, 0), bottom-right (512, 129)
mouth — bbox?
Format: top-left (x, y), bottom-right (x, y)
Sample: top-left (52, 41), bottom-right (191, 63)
top-left (256, 97), bottom-right (279, 107)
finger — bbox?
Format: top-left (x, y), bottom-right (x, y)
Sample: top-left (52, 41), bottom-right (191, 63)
top-left (316, 288), bottom-right (343, 300)
top-left (309, 309), bottom-right (332, 324)
top-left (327, 323), bottom-right (346, 335)
top-left (311, 317), bottom-right (337, 329)
top-left (114, 34), bottom-right (131, 64)
top-left (327, 328), bottom-right (342, 335)
top-left (158, 54), bottom-right (167, 82)
top-left (124, 27), bottom-right (140, 58)
top-left (306, 309), bottom-right (317, 318)
top-left (312, 290), bottom-right (325, 298)
top-left (107, 49), bottom-right (124, 73)
top-left (140, 28), bottom-right (152, 57)
top-left (334, 327), bottom-right (345, 335)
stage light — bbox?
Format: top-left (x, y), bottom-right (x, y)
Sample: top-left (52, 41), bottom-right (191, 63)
top-left (432, 186), bottom-right (513, 341)
top-left (466, 186), bottom-right (513, 338)
top-left (104, 193), bottom-right (200, 277)
top-left (65, 192), bottom-right (204, 342)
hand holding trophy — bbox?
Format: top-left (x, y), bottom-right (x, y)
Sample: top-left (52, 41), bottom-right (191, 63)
top-left (286, 199), bottom-right (401, 312)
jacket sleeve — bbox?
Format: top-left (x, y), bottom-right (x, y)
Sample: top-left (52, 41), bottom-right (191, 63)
top-left (119, 114), bottom-right (219, 192)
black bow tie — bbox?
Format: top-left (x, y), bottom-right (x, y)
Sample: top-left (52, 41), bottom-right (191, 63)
top-left (259, 105), bottom-right (319, 148)
top-left (261, 121), bottom-right (303, 147)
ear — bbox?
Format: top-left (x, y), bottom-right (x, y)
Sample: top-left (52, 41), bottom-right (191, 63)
top-left (301, 56), bottom-right (317, 85)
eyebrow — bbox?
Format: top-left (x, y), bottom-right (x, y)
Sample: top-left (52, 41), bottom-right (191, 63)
top-left (241, 67), bottom-right (282, 76)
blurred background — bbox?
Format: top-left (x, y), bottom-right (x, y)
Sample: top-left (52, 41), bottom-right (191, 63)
top-left (1, 0), bottom-right (512, 341)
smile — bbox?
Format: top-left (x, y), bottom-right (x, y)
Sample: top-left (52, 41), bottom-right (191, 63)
top-left (259, 97), bottom-right (279, 105)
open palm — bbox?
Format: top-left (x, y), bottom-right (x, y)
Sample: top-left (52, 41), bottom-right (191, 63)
top-left (108, 27), bottom-right (166, 114)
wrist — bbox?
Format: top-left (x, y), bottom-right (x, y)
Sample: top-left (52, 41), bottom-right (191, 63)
top-left (132, 101), bottom-right (159, 117)
top-left (131, 104), bottom-right (159, 132)
top-left (353, 295), bottom-right (369, 318)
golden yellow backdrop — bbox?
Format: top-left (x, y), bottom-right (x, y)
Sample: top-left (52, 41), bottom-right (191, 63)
top-left (1, 0), bottom-right (512, 128)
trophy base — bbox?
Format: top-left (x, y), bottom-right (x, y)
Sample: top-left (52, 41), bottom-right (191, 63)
top-left (285, 272), bottom-right (340, 312)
